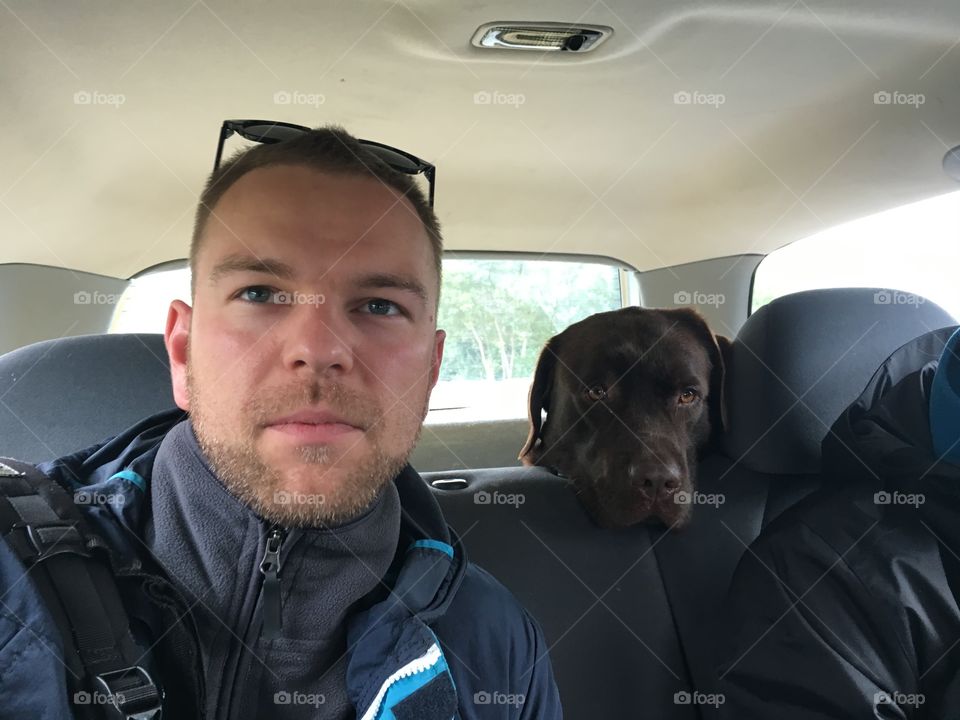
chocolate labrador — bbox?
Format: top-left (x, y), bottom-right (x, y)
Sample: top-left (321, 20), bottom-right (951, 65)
top-left (519, 307), bottom-right (730, 529)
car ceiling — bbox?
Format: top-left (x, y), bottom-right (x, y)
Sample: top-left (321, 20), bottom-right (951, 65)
top-left (2, 0), bottom-right (959, 280)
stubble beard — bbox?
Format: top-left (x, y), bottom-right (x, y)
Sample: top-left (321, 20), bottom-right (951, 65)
top-left (186, 364), bottom-right (426, 527)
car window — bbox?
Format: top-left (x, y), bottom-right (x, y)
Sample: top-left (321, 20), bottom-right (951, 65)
top-left (753, 190), bottom-right (960, 318)
top-left (109, 265), bottom-right (191, 334)
top-left (109, 256), bottom-right (628, 421)
top-left (431, 257), bottom-right (626, 422)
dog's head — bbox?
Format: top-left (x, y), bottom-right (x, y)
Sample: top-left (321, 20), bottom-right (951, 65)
top-left (519, 307), bottom-right (730, 530)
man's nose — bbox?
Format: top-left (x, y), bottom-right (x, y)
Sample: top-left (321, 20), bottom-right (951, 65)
top-left (279, 300), bottom-right (355, 376)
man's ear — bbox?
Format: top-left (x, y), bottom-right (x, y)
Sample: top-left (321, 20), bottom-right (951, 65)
top-left (660, 307), bottom-right (730, 434)
top-left (430, 329), bottom-right (446, 389)
top-left (165, 299), bottom-right (192, 412)
top-left (422, 329), bottom-right (446, 420)
top-left (519, 334), bottom-right (561, 466)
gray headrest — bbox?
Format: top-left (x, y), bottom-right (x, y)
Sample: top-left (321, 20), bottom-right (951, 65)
top-left (0, 333), bottom-right (174, 463)
top-left (723, 288), bottom-right (956, 474)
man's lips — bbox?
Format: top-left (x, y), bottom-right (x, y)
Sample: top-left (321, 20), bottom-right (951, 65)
top-left (264, 410), bottom-right (363, 442)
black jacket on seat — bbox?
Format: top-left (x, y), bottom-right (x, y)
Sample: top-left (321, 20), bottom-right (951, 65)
top-left (719, 326), bottom-right (960, 719)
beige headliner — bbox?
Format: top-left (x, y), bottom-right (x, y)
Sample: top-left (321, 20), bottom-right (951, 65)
top-left (2, 0), bottom-right (958, 279)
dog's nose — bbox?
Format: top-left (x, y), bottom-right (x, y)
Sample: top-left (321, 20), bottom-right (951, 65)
top-left (630, 463), bottom-right (682, 498)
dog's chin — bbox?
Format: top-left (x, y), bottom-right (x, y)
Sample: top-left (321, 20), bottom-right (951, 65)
top-left (576, 482), bottom-right (694, 530)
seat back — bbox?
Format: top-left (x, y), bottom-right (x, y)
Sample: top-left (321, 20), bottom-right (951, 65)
top-left (0, 333), bottom-right (174, 462)
top-left (724, 287), bottom-right (957, 475)
top-left (427, 287), bottom-right (957, 719)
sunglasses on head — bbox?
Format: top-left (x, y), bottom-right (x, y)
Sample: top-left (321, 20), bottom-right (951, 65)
top-left (213, 119), bottom-right (436, 207)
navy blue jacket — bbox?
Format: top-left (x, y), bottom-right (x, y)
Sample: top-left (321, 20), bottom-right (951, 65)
top-left (0, 408), bottom-right (562, 719)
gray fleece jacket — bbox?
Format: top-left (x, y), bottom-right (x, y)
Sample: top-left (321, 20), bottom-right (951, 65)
top-left (146, 418), bottom-right (401, 719)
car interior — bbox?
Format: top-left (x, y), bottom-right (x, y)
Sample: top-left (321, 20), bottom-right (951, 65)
top-left (2, 2), bottom-right (959, 718)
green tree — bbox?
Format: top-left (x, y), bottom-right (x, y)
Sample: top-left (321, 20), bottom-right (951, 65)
top-left (437, 260), bottom-right (621, 381)
top-left (439, 265), bottom-right (554, 380)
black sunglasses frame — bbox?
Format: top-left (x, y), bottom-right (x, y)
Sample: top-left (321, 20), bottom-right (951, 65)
top-left (212, 119), bottom-right (436, 207)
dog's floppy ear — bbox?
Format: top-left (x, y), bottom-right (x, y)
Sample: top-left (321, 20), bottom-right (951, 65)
top-left (519, 334), bottom-right (562, 466)
top-left (662, 307), bottom-right (730, 434)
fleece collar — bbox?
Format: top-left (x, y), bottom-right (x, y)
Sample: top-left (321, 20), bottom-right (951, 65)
top-left (36, 408), bottom-right (466, 609)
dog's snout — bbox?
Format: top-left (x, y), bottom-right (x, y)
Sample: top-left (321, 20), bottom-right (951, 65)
top-left (628, 461), bottom-right (682, 498)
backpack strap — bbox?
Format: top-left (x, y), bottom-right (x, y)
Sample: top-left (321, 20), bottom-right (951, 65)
top-left (0, 457), bottom-right (163, 720)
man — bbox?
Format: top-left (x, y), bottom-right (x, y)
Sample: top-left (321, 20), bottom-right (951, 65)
top-left (718, 325), bottom-right (960, 718)
top-left (0, 125), bottom-right (562, 719)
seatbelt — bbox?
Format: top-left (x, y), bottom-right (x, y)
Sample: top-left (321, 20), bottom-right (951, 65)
top-left (0, 457), bottom-right (164, 720)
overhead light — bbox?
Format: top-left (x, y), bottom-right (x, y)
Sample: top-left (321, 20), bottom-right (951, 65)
top-left (471, 22), bottom-right (613, 53)
top-left (944, 146), bottom-right (960, 182)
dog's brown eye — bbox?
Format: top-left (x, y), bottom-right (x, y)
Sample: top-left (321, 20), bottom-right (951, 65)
top-left (678, 389), bottom-right (699, 405)
top-left (586, 385), bottom-right (607, 401)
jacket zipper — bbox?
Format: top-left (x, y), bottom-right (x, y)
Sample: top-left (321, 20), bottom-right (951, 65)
top-left (359, 642), bottom-right (445, 720)
top-left (222, 523), bottom-right (300, 719)
top-left (259, 525), bottom-right (286, 641)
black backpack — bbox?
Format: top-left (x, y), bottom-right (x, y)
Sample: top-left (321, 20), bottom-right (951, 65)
top-left (0, 456), bottom-right (164, 720)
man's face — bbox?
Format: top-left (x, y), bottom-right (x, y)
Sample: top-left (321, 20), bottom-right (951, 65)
top-left (165, 165), bottom-right (444, 526)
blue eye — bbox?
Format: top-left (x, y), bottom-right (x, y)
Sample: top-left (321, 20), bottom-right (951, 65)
top-left (365, 299), bottom-right (400, 316)
top-left (238, 286), bottom-right (274, 303)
